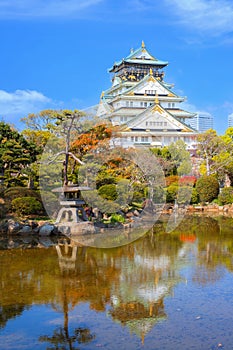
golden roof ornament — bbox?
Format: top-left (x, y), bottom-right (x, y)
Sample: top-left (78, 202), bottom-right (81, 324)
top-left (149, 68), bottom-right (153, 75)
top-left (155, 92), bottom-right (159, 105)
top-left (141, 40), bottom-right (145, 48)
top-left (100, 91), bottom-right (105, 98)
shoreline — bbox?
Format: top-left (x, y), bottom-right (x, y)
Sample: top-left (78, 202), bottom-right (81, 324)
top-left (1, 203), bottom-right (233, 237)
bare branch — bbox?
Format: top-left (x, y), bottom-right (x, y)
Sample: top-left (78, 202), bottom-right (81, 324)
top-left (67, 152), bottom-right (84, 165)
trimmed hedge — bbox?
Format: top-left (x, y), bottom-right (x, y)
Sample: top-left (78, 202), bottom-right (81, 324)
top-left (98, 184), bottom-right (117, 201)
top-left (4, 186), bottom-right (41, 201)
top-left (11, 196), bottom-right (42, 216)
top-left (196, 175), bottom-right (219, 203)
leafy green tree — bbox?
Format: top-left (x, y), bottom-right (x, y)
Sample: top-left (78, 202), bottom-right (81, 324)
top-left (196, 175), bottom-right (219, 203)
top-left (167, 140), bottom-right (192, 176)
top-left (218, 127), bottom-right (233, 185)
top-left (150, 146), bottom-right (175, 176)
top-left (23, 109), bottom-right (87, 186)
top-left (21, 109), bottom-right (59, 131)
top-left (197, 129), bottom-right (233, 179)
top-left (218, 187), bottom-right (233, 205)
top-left (22, 129), bottom-right (52, 154)
top-left (0, 122), bottom-right (38, 187)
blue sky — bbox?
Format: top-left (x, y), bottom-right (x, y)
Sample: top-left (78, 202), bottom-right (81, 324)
top-left (0, 0), bottom-right (233, 134)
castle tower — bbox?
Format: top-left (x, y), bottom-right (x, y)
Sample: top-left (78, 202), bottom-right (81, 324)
top-left (97, 41), bottom-right (197, 150)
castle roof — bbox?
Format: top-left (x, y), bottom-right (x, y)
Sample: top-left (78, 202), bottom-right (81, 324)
top-left (124, 103), bottom-right (196, 133)
top-left (109, 41), bottom-right (168, 72)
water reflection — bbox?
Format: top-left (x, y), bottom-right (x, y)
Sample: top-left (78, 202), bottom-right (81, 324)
top-left (0, 215), bottom-right (233, 349)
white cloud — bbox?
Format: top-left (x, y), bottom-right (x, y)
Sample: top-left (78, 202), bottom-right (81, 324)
top-left (164, 0), bottom-right (233, 37)
top-left (0, 89), bottom-right (51, 116)
top-left (0, 0), bottom-right (104, 18)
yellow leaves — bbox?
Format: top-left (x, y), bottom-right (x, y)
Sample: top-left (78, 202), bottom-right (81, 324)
top-left (199, 163), bottom-right (207, 176)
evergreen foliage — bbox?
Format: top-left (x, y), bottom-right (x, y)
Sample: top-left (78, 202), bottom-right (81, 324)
top-left (218, 187), bottom-right (233, 205)
top-left (196, 175), bottom-right (219, 203)
top-left (11, 196), bottom-right (42, 216)
top-left (98, 184), bottom-right (117, 201)
top-left (0, 122), bottom-right (38, 187)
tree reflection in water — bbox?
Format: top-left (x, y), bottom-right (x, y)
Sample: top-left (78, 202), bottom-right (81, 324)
top-left (0, 215), bottom-right (233, 347)
top-left (53, 229), bottom-right (183, 344)
top-left (39, 326), bottom-right (95, 350)
top-left (39, 241), bottom-right (95, 349)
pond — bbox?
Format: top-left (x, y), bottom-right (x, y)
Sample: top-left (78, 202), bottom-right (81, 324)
top-left (0, 215), bottom-right (232, 350)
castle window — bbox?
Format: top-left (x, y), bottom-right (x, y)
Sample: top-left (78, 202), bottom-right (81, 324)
top-left (141, 136), bottom-right (149, 143)
top-left (130, 136), bottom-right (139, 143)
top-left (145, 90), bottom-right (156, 95)
top-left (120, 116), bottom-right (127, 122)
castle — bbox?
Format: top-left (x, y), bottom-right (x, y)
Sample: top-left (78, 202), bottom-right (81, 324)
top-left (96, 41), bottom-right (197, 150)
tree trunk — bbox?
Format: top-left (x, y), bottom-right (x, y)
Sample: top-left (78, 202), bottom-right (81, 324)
top-left (63, 153), bottom-right (69, 186)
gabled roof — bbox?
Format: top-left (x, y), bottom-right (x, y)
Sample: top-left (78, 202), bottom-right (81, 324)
top-left (96, 93), bottom-right (113, 117)
top-left (168, 109), bottom-right (197, 118)
top-left (125, 103), bottom-right (196, 132)
top-left (109, 41), bottom-right (168, 72)
top-left (123, 72), bottom-right (179, 98)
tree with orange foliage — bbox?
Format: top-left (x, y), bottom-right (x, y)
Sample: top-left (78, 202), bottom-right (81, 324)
top-left (71, 123), bottom-right (113, 159)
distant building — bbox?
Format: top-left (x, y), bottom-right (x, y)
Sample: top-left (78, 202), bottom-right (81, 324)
top-left (186, 112), bottom-right (213, 132)
top-left (228, 113), bottom-right (233, 128)
top-left (96, 41), bottom-right (197, 150)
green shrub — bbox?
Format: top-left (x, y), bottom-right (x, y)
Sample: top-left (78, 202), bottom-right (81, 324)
top-left (212, 198), bottom-right (222, 205)
top-left (196, 175), bottom-right (219, 203)
top-left (166, 184), bottom-right (199, 204)
top-left (131, 182), bottom-right (146, 202)
top-left (166, 184), bottom-right (178, 203)
top-left (176, 186), bottom-right (193, 204)
top-left (11, 196), bottom-right (42, 216)
top-left (153, 186), bottom-right (166, 204)
top-left (96, 174), bottom-right (116, 188)
top-left (4, 186), bottom-right (40, 201)
top-left (132, 191), bottom-right (144, 202)
top-left (98, 184), bottom-right (117, 201)
top-left (110, 213), bottom-right (125, 224)
top-left (191, 187), bottom-right (199, 204)
top-left (218, 187), bottom-right (233, 205)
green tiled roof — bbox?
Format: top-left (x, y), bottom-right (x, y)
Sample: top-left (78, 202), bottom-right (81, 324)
top-left (109, 41), bottom-right (168, 72)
